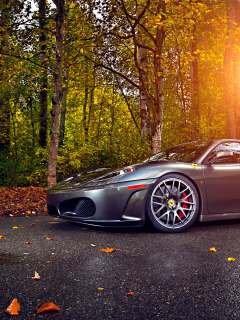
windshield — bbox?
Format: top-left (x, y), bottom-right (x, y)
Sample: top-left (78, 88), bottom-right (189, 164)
top-left (148, 140), bottom-right (213, 163)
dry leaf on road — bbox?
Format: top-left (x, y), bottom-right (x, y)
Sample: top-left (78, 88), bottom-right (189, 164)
top-left (100, 247), bottom-right (116, 252)
top-left (5, 298), bottom-right (21, 315)
top-left (228, 257), bottom-right (236, 261)
top-left (34, 302), bottom-right (61, 316)
top-left (32, 271), bottom-right (41, 280)
top-left (208, 247), bottom-right (217, 252)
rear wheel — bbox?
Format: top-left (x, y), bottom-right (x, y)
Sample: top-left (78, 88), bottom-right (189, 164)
top-left (146, 174), bottom-right (199, 233)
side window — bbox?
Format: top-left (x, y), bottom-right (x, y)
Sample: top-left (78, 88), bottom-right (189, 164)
top-left (211, 142), bottom-right (240, 164)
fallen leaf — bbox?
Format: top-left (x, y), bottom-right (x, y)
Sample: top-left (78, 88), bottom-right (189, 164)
top-left (82, 228), bottom-right (87, 229)
top-left (91, 244), bottom-right (96, 247)
top-left (46, 261), bottom-right (51, 263)
top-left (5, 298), bottom-right (21, 315)
top-left (25, 242), bottom-right (33, 244)
top-left (13, 226), bottom-right (19, 229)
top-left (0, 235), bottom-right (4, 239)
top-left (21, 225), bottom-right (25, 227)
top-left (32, 271), bottom-right (41, 280)
top-left (100, 247), bottom-right (116, 252)
top-left (98, 287), bottom-right (104, 290)
top-left (0, 256), bottom-right (3, 260)
top-left (46, 237), bottom-right (53, 240)
top-left (48, 222), bottom-right (59, 224)
top-left (31, 223), bottom-right (35, 226)
top-left (228, 257), bottom-right (236, 261)
top-left (208, 247), bottom-right (217, 252)
top-left (26, 210), bottom-right (31, 214)
top-left (35, 220), bottom-right (41, 221)
top-left (126, 292), bottom-right (134, 296)
top-left (34, 302), bottom-right (61, 316)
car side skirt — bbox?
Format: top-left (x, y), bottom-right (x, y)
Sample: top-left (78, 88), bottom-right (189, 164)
top-left (198, 212), bottom-right (240, 222)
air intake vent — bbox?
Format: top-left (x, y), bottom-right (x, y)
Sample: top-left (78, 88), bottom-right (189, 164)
top-left (59, 198), bottom-right (96, 218)
top-left (75, 199), bottom-right (96, 217)
top-left (47, 205), bottom-right (58, 216)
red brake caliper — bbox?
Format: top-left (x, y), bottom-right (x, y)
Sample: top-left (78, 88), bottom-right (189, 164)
top-left (179, 192), bottom-right (188, 219)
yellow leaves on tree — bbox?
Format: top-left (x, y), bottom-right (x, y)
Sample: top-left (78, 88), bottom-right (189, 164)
top-left (5, 298), bottom-right (21, 315)
top-left (34, 302), bottom-right (61, 316)
top-left (100, 247), bottom-right (116, 252)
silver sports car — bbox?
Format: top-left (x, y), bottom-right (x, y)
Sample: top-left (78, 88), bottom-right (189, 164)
top-left (47, 139), bottom-right (240, 233)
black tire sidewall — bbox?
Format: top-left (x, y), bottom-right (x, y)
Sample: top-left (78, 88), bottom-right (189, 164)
top-left (146, 173), bottom-right (199, 233)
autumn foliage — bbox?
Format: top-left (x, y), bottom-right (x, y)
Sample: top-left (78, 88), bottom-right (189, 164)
top-left (0, 187), bottom-right (47, 217)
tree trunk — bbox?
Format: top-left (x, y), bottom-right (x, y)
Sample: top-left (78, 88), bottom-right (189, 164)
top-left (83, 63), bottom-right (89, 142)
top-left (223, 0), bottom-right (237, 138)
top-left (139, 46), bottom-right (151, 142)
top-left (233, 0), bottom-right (240, 139)
top-left (39, 0), bottom-right (48, 148)
top-left (47, 0), bottom-right (65, 189)
top-left (0, 8), bottom-right (10, 151)
top-left (59, 0), bottom-right (69, 146)
top-left (151, 1), bottom-right (165, 155)
top-left (190, 25), bottom-right (200, 141)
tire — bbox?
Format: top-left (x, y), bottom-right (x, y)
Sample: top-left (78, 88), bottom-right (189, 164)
top-left (146, 174), bottom-right (199, 233)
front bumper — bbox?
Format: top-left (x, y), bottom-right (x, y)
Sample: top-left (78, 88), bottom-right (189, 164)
top-left (47, 179), bottom-right (156, 227)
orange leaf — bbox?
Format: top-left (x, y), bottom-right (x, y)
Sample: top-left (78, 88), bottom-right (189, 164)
top-left (46, 237), bottom-right (53, 240)
top-left (126, 292), bottom-right (134, 296)
top-left (32, 271), bottom-right (41, 280)
top-left (5, 298), bottom-right (21, 315)
top-left (46, 261), bottom-right (51, 263)
top-left (26, 210), bottom-right (31, 214)
top-left (25, 242), bottom-right (33, 244)
top-left (34, 302), bottom-right (61, 316)
top-left (0, 235), bottom-right (4, 239)
top-left (208, 247), bottom-right (216, 252)
top-left (100, 247), bottom-right (116, 252)
top-left (31, 223), bottom-right (35, 226)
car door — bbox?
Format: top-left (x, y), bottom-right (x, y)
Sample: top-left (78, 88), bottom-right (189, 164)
top-left (203, 142), bottom-right (240, 214)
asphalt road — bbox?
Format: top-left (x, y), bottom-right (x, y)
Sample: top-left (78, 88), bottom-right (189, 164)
top-left (1, 216), bottom-right (240, 319)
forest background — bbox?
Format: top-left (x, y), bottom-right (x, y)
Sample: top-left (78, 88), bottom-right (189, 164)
top-left (0, 0), bottom-right (240, 189)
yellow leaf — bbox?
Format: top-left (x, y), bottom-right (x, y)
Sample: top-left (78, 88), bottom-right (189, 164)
top-left (228, 257), bottom-right (236, 261)
top-left (208, 247), bottom-right (216, 252)
top-left (98, 287), bottom-right (104, 290)
top-left (13, 226), bottom-right (19, 229)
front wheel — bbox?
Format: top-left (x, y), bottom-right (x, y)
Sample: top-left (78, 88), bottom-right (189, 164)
top-left (146, 174), bottom-right (199, 233)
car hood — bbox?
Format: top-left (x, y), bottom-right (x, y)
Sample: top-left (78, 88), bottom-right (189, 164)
top-left (48, 161), bottom-right (175, 192)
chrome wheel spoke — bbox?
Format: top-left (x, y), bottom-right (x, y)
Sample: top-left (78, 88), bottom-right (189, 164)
top-left (181, 200), bottom-right (195, 205)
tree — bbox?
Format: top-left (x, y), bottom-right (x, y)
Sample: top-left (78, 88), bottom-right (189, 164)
top-left (39, 0), bottom-right (49, 148)
top-left (47, 0), bottom-right (65, 189)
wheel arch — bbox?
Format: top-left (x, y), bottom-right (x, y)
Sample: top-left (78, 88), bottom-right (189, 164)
top-left (147, 171), bottom-right (203, 217)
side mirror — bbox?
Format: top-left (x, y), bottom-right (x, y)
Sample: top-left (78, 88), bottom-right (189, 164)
top-left (207, 151), bottom-right (234, 164)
